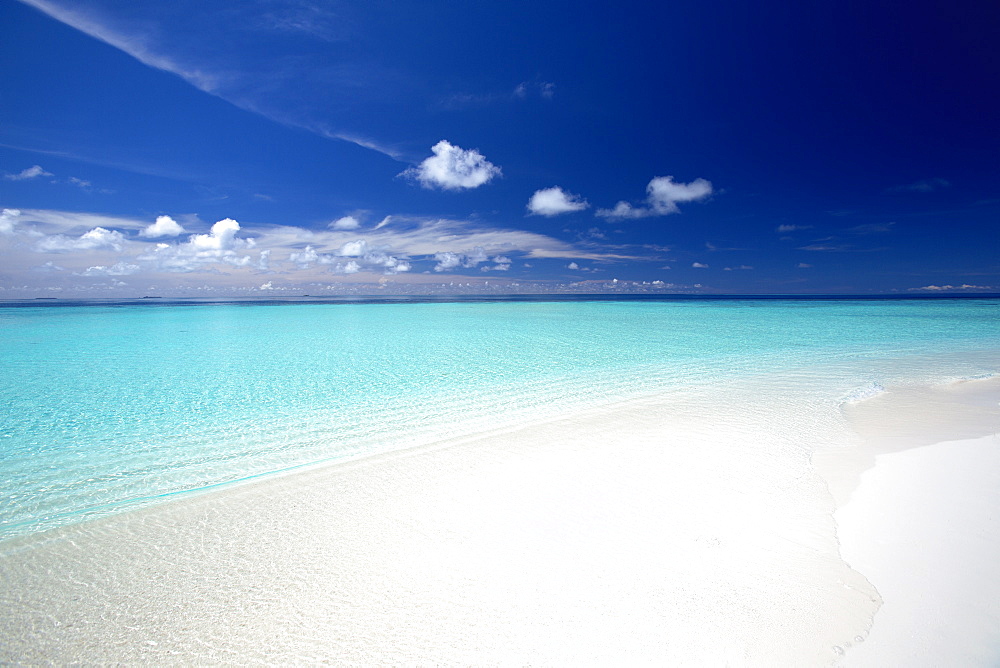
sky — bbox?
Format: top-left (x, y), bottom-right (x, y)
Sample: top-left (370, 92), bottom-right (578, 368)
top-left (1, 0), bottom-right (998, 297)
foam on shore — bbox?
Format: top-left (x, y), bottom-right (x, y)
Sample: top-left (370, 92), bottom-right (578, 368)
top-left (1, 379), bottom-right (878, 665)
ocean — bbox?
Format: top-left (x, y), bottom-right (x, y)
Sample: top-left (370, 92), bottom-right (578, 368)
top-left (2, 295), bottom-right (999, 542)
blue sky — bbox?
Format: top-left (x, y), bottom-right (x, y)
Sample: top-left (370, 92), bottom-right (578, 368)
top-left (2, 0), bottom-right (997, 296)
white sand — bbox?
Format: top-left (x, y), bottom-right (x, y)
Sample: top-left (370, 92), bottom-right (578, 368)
top-left (836, 435), bottom-right (1000, 666)
top-left (1, 383), bottom-right (877, 665)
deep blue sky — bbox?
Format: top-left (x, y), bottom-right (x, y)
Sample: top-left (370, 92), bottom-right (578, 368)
top-left (2, 0), bottom-right (998, 296)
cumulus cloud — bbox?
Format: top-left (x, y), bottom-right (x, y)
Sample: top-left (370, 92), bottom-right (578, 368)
top-left (597, 176), bottom-right (712, 219)
top-left (400, 140), bottom-right (501, 190)
top-left (567, 262), bottom-right (580, 270)
top-left (137, 218), bottom-right (255, 272)
top-left (140, 215), bottom-right (186, 238)
top-left (188, 218), bottom-right (248, 251)
top-left (338, 240), bottom-right (368, 257)
top-left (5, 165), bottom-right (53, 181)
top-left (527, 187), bottom-right (589, 216)
top-left (692, 262), bottom-right (709, 268)
top-left (330, 216), bottom-right (360, 230)
top-left (81, 262), bottom-right (141, 276)
top-left (1, 208), bottom-right (22, 235)
top-left (433, 247), bottom-right (496, 272)
top-left (35, 227), bottom-right (127, 253)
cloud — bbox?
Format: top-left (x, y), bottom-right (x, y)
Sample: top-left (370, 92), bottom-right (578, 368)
top-left (796, 263), bottom-right (812, 268)
top-left (889, 178), bottom-right (950, 193)
top-left (139, 215), bottom-right (186, 238)
top-left (35, 227), bottom-right (127, 253)
top-left (723, 265), bottom-right (753, 271)
top-left (1, 208), bottom-right (22, 235)
top-left (5, 165), bottom-right (53, 181)
top-left (909, 284), bottom-right (993, 292)
top-left (68, 176), bottom-right (91, 189)
top-left (400, 140), bottom-right (501, 190)
top-left (597, 176), bottom-right (713, 219)
top-left (137, 218), bottom-right (256, 272)
top-left (18, 0), bottom-right (220, 93)
top-left (847, 222), bottom-right (895, 234)
top-left (81, 262), bottom-right (140, 276)
top-left (567, 262), bottom-right (580, 270)
top-left (527, 187), bottom-right (589, 216)
top-left (776, 224), bottom-right (812, 233)
top-left (692, 262), bottom-right (709, 268)
top-left (433, 247), bottom-right (491, 272)
top-left (330, 216), bottom-right (360, 230)
top-left (187, 218), bottom-right (248, 251)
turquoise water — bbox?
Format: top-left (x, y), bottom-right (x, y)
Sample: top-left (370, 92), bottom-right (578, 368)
top-left (2, 297), bottom-right (999, 539)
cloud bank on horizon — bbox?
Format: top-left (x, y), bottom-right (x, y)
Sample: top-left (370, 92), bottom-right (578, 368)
top-left (1, 0), bottom-right (997, 296)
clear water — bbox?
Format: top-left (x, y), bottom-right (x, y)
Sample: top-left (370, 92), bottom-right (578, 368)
top-left (2, 297), bottom-right (999, 539)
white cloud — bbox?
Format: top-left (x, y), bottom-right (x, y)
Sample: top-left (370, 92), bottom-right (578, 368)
top-left (909, 284), bottom-right (993, 292)
top-left (289, 245), bottom-right (322, 267)
top-left (1, 208), bottom-right (22, 235)
top-left (338, 240), bottom-right (368, 257)
top-left (796, 263), bottom-right (812, 268)
top-left (723, 265), bottom-right (753, 271)
top-left (432, 247), bottom-right (491, 272)
top-left (330, 216), bottom-right (360, 230)
top-left (337, 260), bottom-right (361, 274)
top-left (527, 187), bottom-right (589, 216)
top-left (5, 165), bottom-right (53, 181)
top-left (188, 218), bottom-right (247, 251)
top-left (776, 224), bottom-right (811, 233)
top-left (260, 281), bottom-right (274, 290)
top-left (567, 262), bottom-right (580, 270)
top-left (68, 176), bottom-right (92, 189)
top-left (35, 227), bottom-right (127, 253)
top-left (140, 215), bottom-right (186, 238)
top-left (137, 218), bottom-right (256, 272)
top-left (81, 262), bottom-right (141, 276)
top-left (400, 140), bottom-right (501, 190)
top-left (597, 176), bottom-right (713, 219)
top-left (692, 262), bottom-right (709, 268)
top-left (433, 252), bottom-right (463, 272)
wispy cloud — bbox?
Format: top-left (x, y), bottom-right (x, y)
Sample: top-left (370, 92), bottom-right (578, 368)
top-left (775, 224), bottom-right (811, 233)
top-left (846, 222), bottom-right (895, 234)
top-left (909, 284), bottom-right (994, 292)
top-left (4, 165), bottom-right (53, 180)
top-left (597, 176), bottom-right (713, 219)
top-left (16, 0), bottom-right (403, 160)
top-left (18, 0), bottom-right (221, 93)
top-left (399, 141), bottom-right (501, 190)
top-left (888, 177), bottom-right (950, 193)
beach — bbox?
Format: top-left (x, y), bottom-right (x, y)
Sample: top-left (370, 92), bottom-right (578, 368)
top-left (2, 299), bottom-right (999, 664)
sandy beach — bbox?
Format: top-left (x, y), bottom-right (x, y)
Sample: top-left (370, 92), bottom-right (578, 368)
top-left (1, 374), bottom-right (997, 665)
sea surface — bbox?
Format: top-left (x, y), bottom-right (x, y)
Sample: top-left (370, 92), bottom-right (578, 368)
top-left (2, 296), bottom-right (999, 541)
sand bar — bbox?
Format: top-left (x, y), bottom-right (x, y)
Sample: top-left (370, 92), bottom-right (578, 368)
top-left (1, 379), bottom-right (878, 665)
top-left (831, 376), bottom-right (1000, 666)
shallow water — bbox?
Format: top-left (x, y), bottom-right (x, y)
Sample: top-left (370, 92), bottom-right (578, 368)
top-left (2, 297), bottom-right (999, 539)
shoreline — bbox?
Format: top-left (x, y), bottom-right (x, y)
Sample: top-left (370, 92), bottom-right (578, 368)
top-left (1, 374), bottom-right (997, 663)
